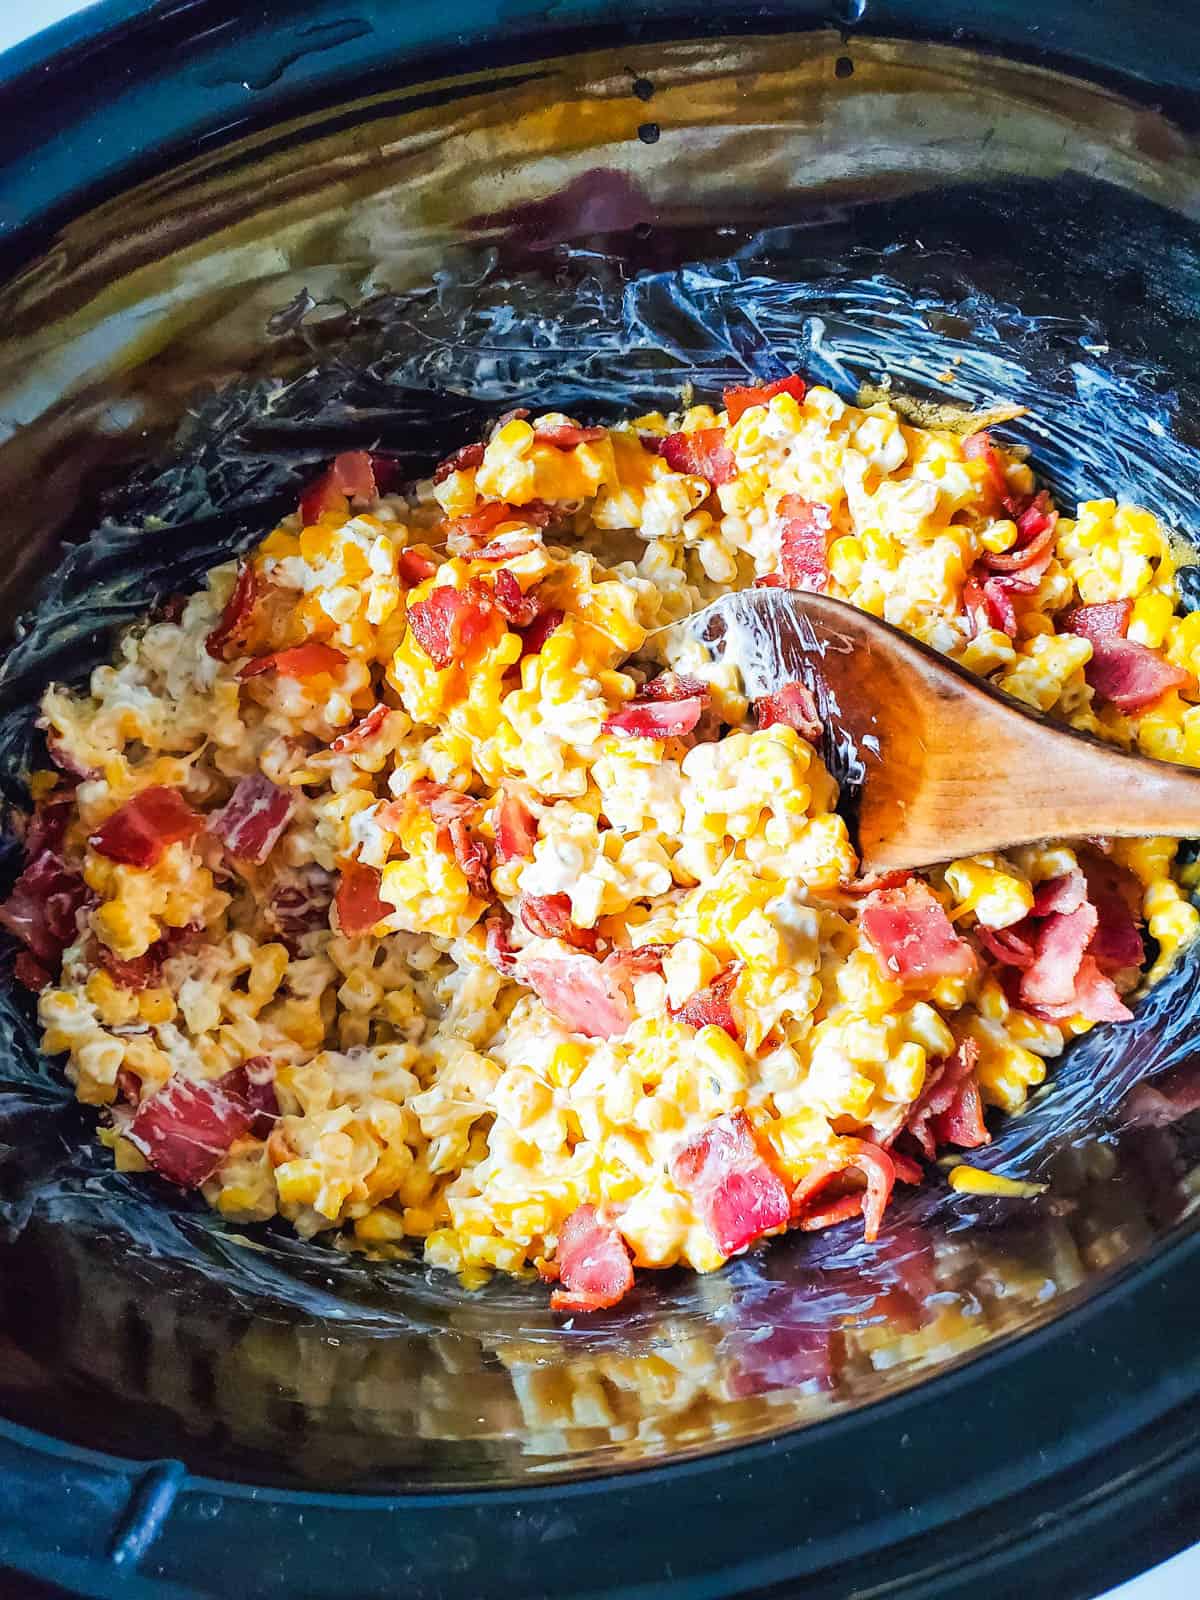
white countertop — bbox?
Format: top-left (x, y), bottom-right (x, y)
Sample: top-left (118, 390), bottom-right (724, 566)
top-left (1, 3), bottom-right (1196, 1596)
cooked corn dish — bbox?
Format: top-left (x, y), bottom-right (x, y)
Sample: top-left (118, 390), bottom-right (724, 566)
top-left (5, 375), bottom-right (1198, 1312)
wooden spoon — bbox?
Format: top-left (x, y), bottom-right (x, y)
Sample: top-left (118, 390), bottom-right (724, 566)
top-left (689, 588), bottom-right (1200, 874)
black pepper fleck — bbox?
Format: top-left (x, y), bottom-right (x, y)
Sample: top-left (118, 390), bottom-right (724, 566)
top-left (637, 122), bottom-right (660, 145)
top-left (632, 76), bottom-right (654, 101)
top-left (835, 55), bottom-right (854, 78)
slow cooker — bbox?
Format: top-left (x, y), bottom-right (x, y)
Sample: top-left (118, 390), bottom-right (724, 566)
top-left (0, 3), bottom-right (1199, 1596)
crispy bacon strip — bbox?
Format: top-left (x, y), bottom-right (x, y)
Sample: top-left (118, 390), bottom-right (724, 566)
top-left (1085, 637), bottom-right (1193, 712)
top-left (219, 1056), bottom-right (279, 1139)
top-left (519, 893), bottom-right (597, 950)
top-left (397, 548), bottom-right (440, 586)
top-left (330, 704), bottom-right (390, 753)
top-left (1060, 599), bottom-right (1132, 643)
top-left (407, 581), bottom-right (498, 670)
top-left (661, 428), bottom-right (737, 485)
top-left (549, 1204), bottom-right (634, 1314)
top-left (602, 696), bottom-right (706, 739)
top-left (669, 964), bottom-right (741, 1040)
top-left (208, 775), bottom-right (293, 865)
top-left (520, 951), bottom-right (633, 1038)
top-left (754, 681), bottom-right (822, 740)
top-left (793, 1139), bottom-right (902, 1243)
top-left (778, 495), bottom-right (832, 591)
top-left (671, 1110), bottom-right (791, 1256)
top-left (0, 850), bottom-right (92, 979)
top-left (485, 916), bottom-right (519, 977)
top-left (239, 642), bottom-right (347, 681)
top-left (494, 784), bottom-right (538, 863)
top-left (299, 450), bottom-right (378, 524)
top-left (963, 430), bottom-right (1021, 514)
top-left (904, 1039), bottom-right (986, 1159)
top-left (517, 607), bottom-right (564, 661)
top-left (90, 787), bottom-right (204, 869)
top-left (534, 420), bottom-right (606, 448)
top-left (127, 1077), bottom-right (253, 1188)
top-left (723, 373), bottom-right (806, 424)
top-left (432, 441), bottom-right (485, 484)
top-left (447, 816), bottom-right (492, 899)
top-left (206, 561), bottom-right (262, 661)
top-left (493, 569), bottom-right (540, 626)
top-left (334, 860), bottom-right (392, 937)
top-left (860, 880), bottom-right (976, 984)
top-left (634, 671), bottom-right (708, 703)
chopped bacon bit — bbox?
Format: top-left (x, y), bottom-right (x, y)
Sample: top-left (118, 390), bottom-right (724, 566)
top-left (1081, 854), bottom-right (1144, 971)
top-left (13, 952), bottom-right (51, 990)
top-left (334, 860), bottom-right (391, 937)
top-left (485, 916), bottom-right (519, 977)
top-left (1032, 869), bottom-right (1088, 917)
top-left (0, 851), bottom-right (92, 977)
top-left (1021, 901), bottom-right (1099, 1008)
top-left (209, 775), bottom-right (293, 865)
top-left (835, 870), bottom-right (913, 898)
top-left (661, 428), bottom-right (737, 485)
top-left (330, 704), bottom-right (390, 753)
top-left (891, 1150), bottom-right (926, 1186)
top-left (976, 921), bottom-right (1037, 969)
top-left (905, 1040), bottom-right (986, 1159)
top-left (754, 680), bottom-right (822, 740)
top-left (219, 1056), bottom-right (279, 1139)
top-left (25, 792), bottom-right (76, 859)
top-left (979, 516), bottom-right (1057, 576)
top-left (239, 642), bottom-right (347, 681)
top-left (549, 1204), bottom-right (634, 1314)
top-left (670, 1110), bottom-right (791, 1256)
top-left (605, 943), bottom-right (671, 980)
top-left (778, 495), bottom-right (833, 591)
top-left (407, 779), bottom-right (479, 830)
top-left (90, 787), bottom-right (203, 869)
top-left (521, 952), bottom-right (634, 1038)
top-left (267, 866), bottom-right (335, 951)
top-left (1060, 599), bottom-right (1133, 643)
top-left (519, 892), bottom-right (598, 950)
top-left (127, 1076), bottom-right (253, 1188)
top-left (158, 593), bottom-right (189, 625)
top-left (669, 964), bottom-right (741, 1040)
top-left (397, 548), bottom-right (440, 586)
top-left (432, 441), bottom-right (485, 484)
top-left (448, 498), bottom-right (553, 548)
top-left (448, 816), bottom-right (492, 899)
top-left (1019, 954), bottom-right (1133, 1023)
top-left (300, 450), bottom-right (378, 524)
top-left (792, 1139), bottom-right (898, 1242)
top-left (1085, 636), bottom-right (1193, 712)
top-left (493, 569), bottom-right (540, 626)
top-left (634, 671), bottom-right (708, 703)
top-left (963, 430), bottom-right (1020, 512)
top-left (723, 373), bottom-right (807, 424)
top-left (495, 784), bottom-right (538, 863)
top-left (44, 732), bottom-right (96, 781)
top-left (206, 562), bottom-right (262, 661)
top-left (517, 607), bottom-right (564, 660)
top-left (638, 432), bottom-right (664, 455)
top-left (534, 421), bottom-right (607, 448)
top-left (754, 573), bottom-right (786, 588)
top-left (963, 573), bottom-right (1022, 636)
top-left (602, 696), bottom-right (707, 739)
top-left (407, 580), bottom-right (498, 670)
top-left (860, 880), bottom-right (977, 984)
top-left (96, 944), bottom-right (164, 991)
top-left (474, 533), bottom-right (539, 562)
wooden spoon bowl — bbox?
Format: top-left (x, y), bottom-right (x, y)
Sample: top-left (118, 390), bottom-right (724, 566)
top-left (690, 588), bottom-right (1200, 874)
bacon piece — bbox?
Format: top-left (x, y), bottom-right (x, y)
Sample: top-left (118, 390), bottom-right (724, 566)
top-left (219, 1056), bottom-right (279, 1139)
top-left (521, 952), bottom-right (633, 1038)
top-left (1020, 901), bottom-right (1099, 1008)
top-left (904, 1040), bottom-right (986, 1159)
top-left (330, 704), bottom-right (390, 753)
top-left (963, 430), bottom-right (1020, 513)
top-left (493, 569), bottom-right (539, 626)
top-left (602, 696), bottom-right (706, 739)
top-left (239, 642), bottom-right (346, 681)
top-left (549, 1204), bottom-right (634, 1314)
top-left (432, 441), bottom-right (485, 484)
top-left (835, 869), bottom-right (913, 897)
top-left (334, 860), bottom-right (391, 937)
top-left (448, 499), bottom-right (553, 547)
top-left (669, 964), bottom-right (741, 1040)
top-left (793, 1139), bottom-right (899, 1243)
top-left (965, 572), bottom-right (1025, 636)
top-left (519, 893), bottom-right (597, 950)
top-left (407, 581), bottom-right (497, 670)
top-left (635, 671), bottom-right (708, 703)
top-left (671, 1110), bottom-right (791, 1256)
top-left (1019, 954), bottom-right (1133, 1023)
top-left (485, 916), bottom-right (519, 977)
top-left (127, 1076), bottom-right (253, 1188)
top-left (206, 561), bottom-right (262, 661)
top-left (976, 921), bottom-right (1037, 969)
top-left (209, 775), bottom-right (293, 865)
top-left (860, 880), bottom-right (976, 984)
top-left (778, 495), bottom-right (832, 591)
top-left (605, 943), bottom-right (671, 981)
top-left (25, 791), bottom-right (76, 859)
top-left (533, 421), bottom-right (606, 448)
top-left (494, 784), bottom-right (538, 863)
top-left (90, 787), bottom-right (204, 869)
top-left (1085, 637), bottom-right (1193, 712)
top-left (754, 573), bottom-right (785, 589)
top-left (0, 851), bottom-right (92, 978)
top-left (517, 606), bottom-right (564, 660)
top-left (267, 865), bottom-right (335, 951)
top-left (660, 428), bottom-right (737, 485)
top-left (754, 681), bottom-right (822, 740)
top-left (1031, 869), bottom-right (1088, 917)
top-left (397, 548), bottom-right (440, 586)
top-left (1081, 853), bottom-right (1144, 971)
top-left (979, 515), bottom-right (1058, 576)
top-left (405, 779), bottom-right (479, 831)
top-left (475, 533), bottom-right (539, 562)
top-left (300, 450), bottom-right (378, 524)
top-left (158, 593), bottom-right (189, 625)
top-left (1060, 599), bottom-right (1132, 643)
top-left (723, 373), bottom-right (807, 424)
top-left (447, 817), bottom-right (492, 899)
top-left (639, 432), bottom-right (664, 455)
top-left (45, 730), bottom-right (97, 780)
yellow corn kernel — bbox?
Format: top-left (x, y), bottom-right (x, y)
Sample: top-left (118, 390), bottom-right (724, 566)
top-left (980, 519), bottom-right (1018, 554)
top-left (828, 535), bottom-right (865, 588)
top-left (274, 1159), bottom-right (323, 1207)
top-left (1129, 591), bottom-right (1174, 649)
top-left (948, 1166), bottom-right (1046, 1198)
top-left (355, 1206), bottom-right (410, 1243)
top-left (137, 988), bottom-right (176, 1024)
